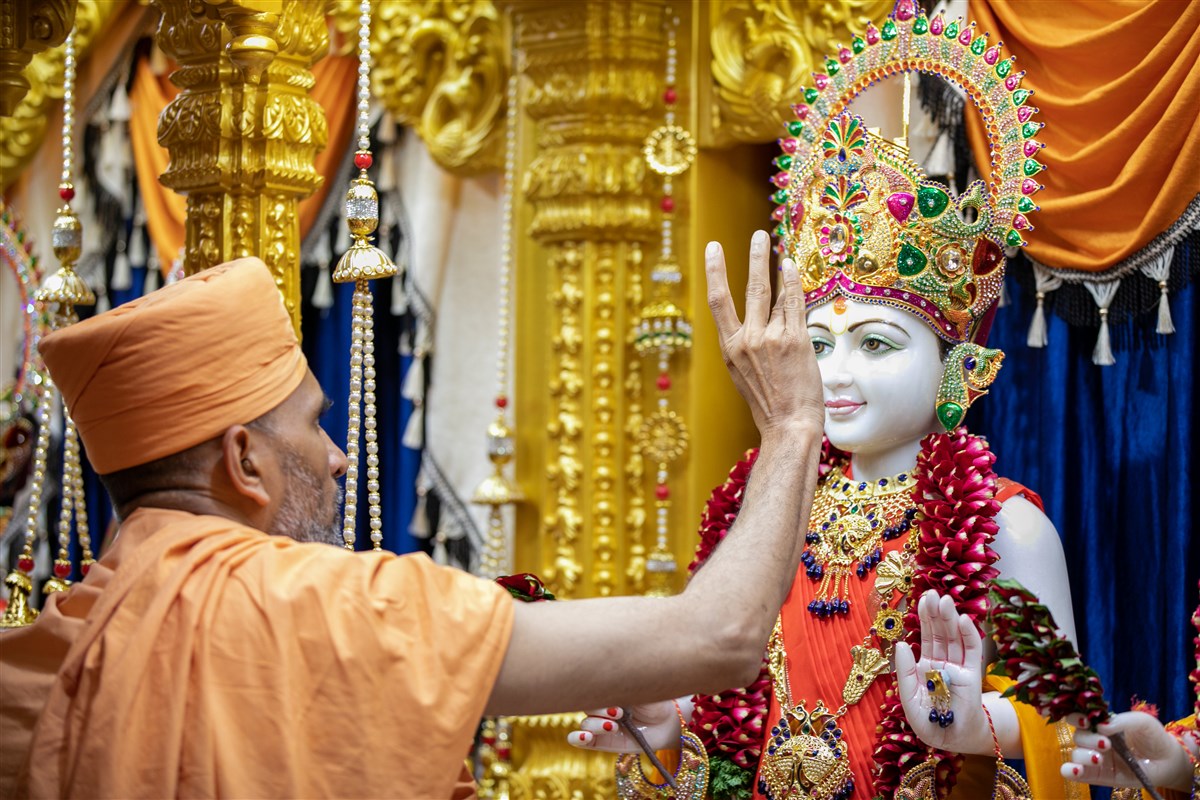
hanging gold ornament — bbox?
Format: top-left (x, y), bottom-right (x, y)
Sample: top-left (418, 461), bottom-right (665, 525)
top-left (334, 0), bottom-right (399, 553)
top-left (2, 27), bottom-right (92, 625)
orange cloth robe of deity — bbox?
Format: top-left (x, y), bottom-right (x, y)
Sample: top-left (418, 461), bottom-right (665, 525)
top-left (0, 507), bottom-right (513, 799)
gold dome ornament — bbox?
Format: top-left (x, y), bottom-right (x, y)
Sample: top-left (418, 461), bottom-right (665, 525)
top-left (36, 206), bottom-right (95, 307)
top-left (332, 173), bottom-right (396, 283)
top-left (472, 418), bottom-right (524, 508)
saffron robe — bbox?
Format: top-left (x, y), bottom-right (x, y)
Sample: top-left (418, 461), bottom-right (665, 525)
top-left (0, 508), bottom-right (513, 799)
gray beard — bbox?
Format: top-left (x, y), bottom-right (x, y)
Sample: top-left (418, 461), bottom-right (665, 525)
top-left (270, 458), bottom-right (345, 547)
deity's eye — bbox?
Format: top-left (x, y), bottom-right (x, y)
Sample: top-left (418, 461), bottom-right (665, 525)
top-left (861, 333), bottom-right (901, 354)
top-left (811, 335), bottom-right (834, 358)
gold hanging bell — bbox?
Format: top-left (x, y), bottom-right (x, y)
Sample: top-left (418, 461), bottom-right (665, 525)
top-left (332, 171), bottom-right (397, 284)
top-left (472, 418), bottom-right (523, 507)
top-left (36, 205), bottom-right (95, 307)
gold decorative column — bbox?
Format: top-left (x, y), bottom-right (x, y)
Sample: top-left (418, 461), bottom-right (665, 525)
top-left (153, 0), bottom-right (330, 331)
top-left (0, 0), bottom-right (74, 118)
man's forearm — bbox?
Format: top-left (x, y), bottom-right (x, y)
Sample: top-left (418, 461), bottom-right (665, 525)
top-left (685, 423), bottom-right (822, 652)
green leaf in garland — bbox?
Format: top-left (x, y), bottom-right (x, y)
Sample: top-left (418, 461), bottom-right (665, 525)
top-left (709, 754), bottom-right (755, 800)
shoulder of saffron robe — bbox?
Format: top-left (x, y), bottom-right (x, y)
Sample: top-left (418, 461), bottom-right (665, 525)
top-left (13, 508), bottom-right (515, 800)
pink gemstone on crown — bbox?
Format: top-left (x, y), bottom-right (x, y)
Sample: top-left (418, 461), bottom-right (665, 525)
top-left (895, 0), bottom-right (916, 21)
top-left (1023, 140), bottom-right (1041, 157)
top-left (780, 138), bottom-right (799, 154)
top-left (794, 103), bottom-right (810, 120)
top-left (866, 24), bottom-right (880, 45)
top-left (886, 192), bottom-right (916, 223)
top-left (1017, 105), bottom-right (1036, 123)
top-left (790, 200), bottom-right (804, 228)
top-left (814, 73), bottom-right (829, 90)
top-left (959, 28), bottom-right (972, 45)
top-left (1013, 214), bottom-right (1030, 230)
top-left (839, 47), bottom-right (852, 64)
top-left (772, 205), bottom-right (787, 221)
top-left (984, 46), bottom-right (1000, 65)
top-left (930, 15), bottom-right (944, 35)
top-left (1021, 178), bottom-right (1039, 195)
top-left (1004, 75), bottom-right (1021, 91)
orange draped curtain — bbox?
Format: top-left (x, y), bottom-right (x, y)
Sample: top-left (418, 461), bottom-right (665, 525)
top-left (129, 52), bottom-right (357, 272)
top-left (966, 0), bottom-right (1200, 273)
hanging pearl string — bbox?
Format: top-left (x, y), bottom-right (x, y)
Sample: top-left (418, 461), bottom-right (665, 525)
top-left (336, 0), bottom-right (394, 551)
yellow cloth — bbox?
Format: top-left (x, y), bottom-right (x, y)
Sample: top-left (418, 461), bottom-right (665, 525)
top-left (1, 507), bottom-right (514, 798)
top-left (983, 673), bottom-right (1090, 800)
top-left (128, 53), bottom-right (358, 274)
top-left (966, 0), bottom-right (1200, 272)
top-left (38, 258), bottom-right (305, 474)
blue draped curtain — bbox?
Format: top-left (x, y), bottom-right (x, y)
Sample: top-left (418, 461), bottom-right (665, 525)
top-left (972, 259), bottom-right (1199, 725)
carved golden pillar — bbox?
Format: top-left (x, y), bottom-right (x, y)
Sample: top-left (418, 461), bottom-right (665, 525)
top-left (152, 0), bottom-right (330, 331)
top-left (0, 0), bottom-right (74, 118)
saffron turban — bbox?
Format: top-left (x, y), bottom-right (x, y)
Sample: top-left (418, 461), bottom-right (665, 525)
top-left (39, 258), bottom-right (307, 475)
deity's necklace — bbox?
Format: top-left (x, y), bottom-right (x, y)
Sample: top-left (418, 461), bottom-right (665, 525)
top-left (759, 468), bottom-right (919, 800)
top-left (803, 465), bottom-right (916, 618)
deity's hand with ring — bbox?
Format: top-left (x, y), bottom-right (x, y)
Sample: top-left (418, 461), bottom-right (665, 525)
top-left (894, 590), bottom-right (997, 756)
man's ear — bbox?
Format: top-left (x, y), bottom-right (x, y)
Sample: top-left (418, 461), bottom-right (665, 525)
top-left (221, 425), bottom-right (271, 508)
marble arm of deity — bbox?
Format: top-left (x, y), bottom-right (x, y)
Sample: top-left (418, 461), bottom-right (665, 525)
top-left (895, 493), bottom-right (1079, 762)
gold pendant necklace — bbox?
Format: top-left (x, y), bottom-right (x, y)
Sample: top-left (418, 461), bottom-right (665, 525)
top-left (803, 467), bottom-right (916, 618)
top-left (761, 492), bottom-right (921, 800)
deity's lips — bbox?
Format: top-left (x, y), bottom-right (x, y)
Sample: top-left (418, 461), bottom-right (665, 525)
top-left (825, 398), bottom-right (865, 417)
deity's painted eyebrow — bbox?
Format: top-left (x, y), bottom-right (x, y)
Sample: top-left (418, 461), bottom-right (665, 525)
top-left (807, 321), bottom-right (833, 333)
top-left (847, 318), bottom-right (908, 335)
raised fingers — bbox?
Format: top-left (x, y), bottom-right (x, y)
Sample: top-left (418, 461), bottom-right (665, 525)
top-left (918, 591), bottom-right (935, 660)
top-left (743, 230), bottom-right (772, 332)
top-left (940, 594), bottom-right (964, 665)
top-left (780, 257), bottom-right (803, 335)
top-left (705, 241), bottom-right (740, 346)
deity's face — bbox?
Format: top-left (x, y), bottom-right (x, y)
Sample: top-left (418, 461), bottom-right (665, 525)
top-left (805, 298), bottom-right (945, 456)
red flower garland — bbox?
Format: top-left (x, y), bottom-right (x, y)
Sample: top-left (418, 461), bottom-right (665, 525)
top-left (873, 428), bottom-right (1001, 797)
top-left (686, 430), bottom-right (1002, 798)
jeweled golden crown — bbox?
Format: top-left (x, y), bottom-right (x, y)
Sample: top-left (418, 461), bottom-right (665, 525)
top-left (771, 1), bottom-right (1044, 344)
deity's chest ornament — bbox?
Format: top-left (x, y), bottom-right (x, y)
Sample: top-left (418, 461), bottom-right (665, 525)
top-left (802, 466), bottom-right (917, 618)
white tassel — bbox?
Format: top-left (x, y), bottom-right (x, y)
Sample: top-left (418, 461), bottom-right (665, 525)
top-left (312, 265), bottom-right (334, 310)
top-left (398, 328), bottom-right (413, 356)
top-left (377, 147), bottom-right (397, 192)
top-left (128, 225), bottom-right (147, 268)
top-left (144, 252), bottom-right (160, 295)
top-left (111, 246), bottom-right (132, 290)
top-left (108, 81), bottom-right (131, 122)
top-left (390, 272), bottom-right (409, 316)
top-left (1026, 263), bottom-right (1063, 348)
top-left (94, 290), bottom-right (110, 314)
top-left (402, 403), bottom-right (424, 449)
top-left (401, 353), bottom-right (424, 400)
top-left (409, 471), bottom-right (430, 539)
top-left (432, 526), bottom-right (448, 566)
top-left (311, 229), bottom-right (334, 310)
top-left (1139, 246), bottom-right (1176, 336)
top-left (1084, 279), bottom-right (1121, 366)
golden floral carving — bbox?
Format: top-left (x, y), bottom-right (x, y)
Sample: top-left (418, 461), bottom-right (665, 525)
top-left (0, 0), bottom-right (114, 189)
top-left (154, 0), bottom-right (328, 331)
top-left (333, 0), bottom-right (505, 174)
top-left (706, 0), bottom-right (892, 145)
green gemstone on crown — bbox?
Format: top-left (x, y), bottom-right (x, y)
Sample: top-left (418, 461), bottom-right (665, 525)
top-left (971, 36), bottom-right (986, 55)
top-left (1005, 229), bottom-right (1024, 247)
top-left (945, 21), bottom-right (959, 39)
top-left (826, 58), bottom-right (840, 76)
top-left (1012, 89), bottom-right (1031, 106)
top-left (897, 243), bottom-right (928, 277)
top-left (996, 59), bottom-right (1012, 79)
top-left (1018, 196), bottom-right (1036, 213)
top-left (913, 16), bottom-right (929, 34)
top-left (772, 189), bottom-right (789, 205)
top-left (1021, 121), bottom-right (1039, 139)
top-left (775, 154), bottom-right (793, 169)
top-left (852, 36), bottom-right (866, 54)
top-left (881, 19), bottom-right (898, 40)
top-left (1023, 158), bottom-right (1043, 176)
top-left (804, 87), bottom-right (819, 103)
top-left (787, 120), bottom-right (804, 137)
top-left (917, 185), bottom-right (950, 218)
